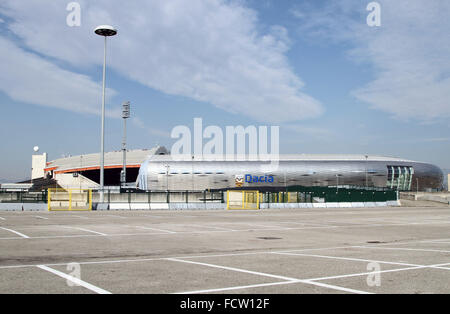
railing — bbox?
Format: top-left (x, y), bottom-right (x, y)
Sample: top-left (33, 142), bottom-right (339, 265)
top-left (0, 189), bottom-right (47, 203)
top-left (0, 185), bottom-right (398, 206)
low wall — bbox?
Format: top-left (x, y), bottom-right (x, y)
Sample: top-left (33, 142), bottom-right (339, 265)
top-left (400, 192), bottom-right (450, 205)
top-left (0, 203), bottom-right (48, 211)
top-left (0, 200), bottom-right (401, 211)
top-left (260, 201), bottom-right (399, 209)
top-left (95, 202), bottom-right (225, 210)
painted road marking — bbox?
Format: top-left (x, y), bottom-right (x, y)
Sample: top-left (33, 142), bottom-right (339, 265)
top-left (133, 226), bottom-right (176, 234)
top-left (36, 265), bottom-right (111, 294)
top-left (272, 252), bottom-right (422, 267)
top-left (0, 227), bottom-right (30, 238)
top-left (354, 245), bottom-right (450, 254)
top-left (168, 258), bottom-right (371, 294)
top-left (69, 215), bottom-right (89, 219)
top-left (61, 226), bottom-right (107, 236)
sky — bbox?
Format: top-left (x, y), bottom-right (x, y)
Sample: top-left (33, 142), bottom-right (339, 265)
top-left (0, 0), bottom-right (449, 181)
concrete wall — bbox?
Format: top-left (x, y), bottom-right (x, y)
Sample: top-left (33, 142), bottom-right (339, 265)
top-left (400, 191), bottom-right (450, 204)
top-left (0, 203), bottom-right (47, 211)
top-left (32, 153), bottom-right (47, 180)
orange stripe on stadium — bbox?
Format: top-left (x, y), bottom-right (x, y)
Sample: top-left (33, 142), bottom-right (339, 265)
top-left (49, 165), bottom-right (141, 174)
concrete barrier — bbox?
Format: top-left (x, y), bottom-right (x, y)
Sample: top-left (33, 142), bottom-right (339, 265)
top-left (387, 200), bottom-right (401, 206)
top-left (417, 195), bottom-right (450, 204)
top-left (130, 203), bottom-right (150, 210)
top-left (0, 203), bottom-right (47, 211)
top-left (0, 200), bottom-right (397, 211)
top-left (149, 203), bottom-right (169, 210)
top-left (109, 203), bottom-right (130, 210)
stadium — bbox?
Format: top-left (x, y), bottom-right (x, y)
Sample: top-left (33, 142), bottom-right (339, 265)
top-left (28, 145), bottom-right (443, 192)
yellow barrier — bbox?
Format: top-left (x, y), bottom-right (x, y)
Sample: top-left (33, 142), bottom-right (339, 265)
top-left (227, 190), bottom-right (260, 210)
top-left (48, 188), bottom-right (92, 211)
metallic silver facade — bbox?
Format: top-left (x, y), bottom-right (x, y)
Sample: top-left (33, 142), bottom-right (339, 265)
top-left (136, 155), bottom-right (443, 191)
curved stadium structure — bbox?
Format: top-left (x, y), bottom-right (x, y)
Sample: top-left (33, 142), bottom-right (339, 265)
top-left (136, 154), bottom-right (444, 192)
top-left (36, 145), bottom-right (443, 192)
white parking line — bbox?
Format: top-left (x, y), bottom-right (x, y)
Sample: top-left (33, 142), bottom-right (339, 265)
top-left (355, 246), bottom-right (450, 254)
top-left (35, 216), bottom-right (49, 220)
top-left (175, 260), bottom-right (450, 294)
top-left (300, 280), bottom-right (373, 294)
top-left (134, 226), bottom-right (176, 234)
top-left (0, 217), bottom-right (5, 220)
top-left (307, 261), bottom-right (450, 282)
top-left (36, 265), bottom-right (111, 294)
top-left (105, 215), bottom-right (126, 219)
top-left (272, 252), bottom-right (422, 267)
top-left (175, 281), bottom-right (295, 294)
top-left (167, 258), bottom-right (371, 294)
top-left (69, 215), bottom-right (89, 220)
top-left (277, 221), bottom-right (336, 227)
top-left (175, 224), bottom-right (237, 232)
top-left (243, 223), bottom-right (291, 230)
top-left (422, 241), bottom-right (450, 244)
top-left (167, 258), bottom-right (296, 281)
top-left (0, 227), bottom-right (30, 238)
top-left (61, 226), bottom-right (107, 236)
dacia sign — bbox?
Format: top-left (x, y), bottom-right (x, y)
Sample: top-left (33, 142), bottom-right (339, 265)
top-left (245, 174), bottom-right (274, 184)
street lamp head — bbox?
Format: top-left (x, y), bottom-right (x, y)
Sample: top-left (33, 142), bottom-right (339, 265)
top-left (94, 25), bottom-right (117, 37)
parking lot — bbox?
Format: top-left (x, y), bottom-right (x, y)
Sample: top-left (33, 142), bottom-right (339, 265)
top-left (0, 206), bottom-right (449, 294)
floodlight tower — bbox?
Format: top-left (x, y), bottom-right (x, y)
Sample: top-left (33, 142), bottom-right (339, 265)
top-left (94, 25), bottom-right (117, 202)
top-left (121, 101), bottom-right (130, 188)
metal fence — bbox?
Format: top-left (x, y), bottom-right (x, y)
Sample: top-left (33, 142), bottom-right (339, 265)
top-left (0, 189), bottom-right (47, 203)
top-left (96, 190), bottom-right (225, 204)
top-left (227, 191), bottom-right (260, 210)
top-left (0, 185), bottom-right (397, 206)
top-left (48, 188), bottom-right (92, 211)
top-left (284, 186), bottom-right (397, 203)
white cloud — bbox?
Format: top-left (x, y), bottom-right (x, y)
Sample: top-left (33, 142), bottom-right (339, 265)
top-left (0, 36), bottom-right (116, 115)
top-left (132, 117), bottom-right (171, 138)
top-left (283, 124), bottom-right (333, 140)
top-left (0, 0), bottom-right (323, 123)
top-left (293, 0), bottom-right (450, 121)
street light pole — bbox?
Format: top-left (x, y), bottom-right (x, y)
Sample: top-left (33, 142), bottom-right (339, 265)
top-left (365, 155), bottom-right (368, 189)
top-left (336, 174), bottom-right (339, 193)
top-left (166, 164), bottom-right (170, 191)
top-left (121, 102), bottom-right (130, 188)
top-left (94, 25), bottom-right (117, 202)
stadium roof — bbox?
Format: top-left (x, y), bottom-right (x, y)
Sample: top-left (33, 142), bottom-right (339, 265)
top-left (44, 146), bottom-right (169, 174)
top-left (145, 154), bottom-right (417, 162)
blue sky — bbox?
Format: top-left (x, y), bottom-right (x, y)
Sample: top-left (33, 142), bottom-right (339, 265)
top-left (0, 0), bottom-right (449, 181)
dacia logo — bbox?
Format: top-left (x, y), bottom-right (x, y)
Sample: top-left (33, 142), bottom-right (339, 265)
top-left (235, 175), bottom-right (244, 187)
